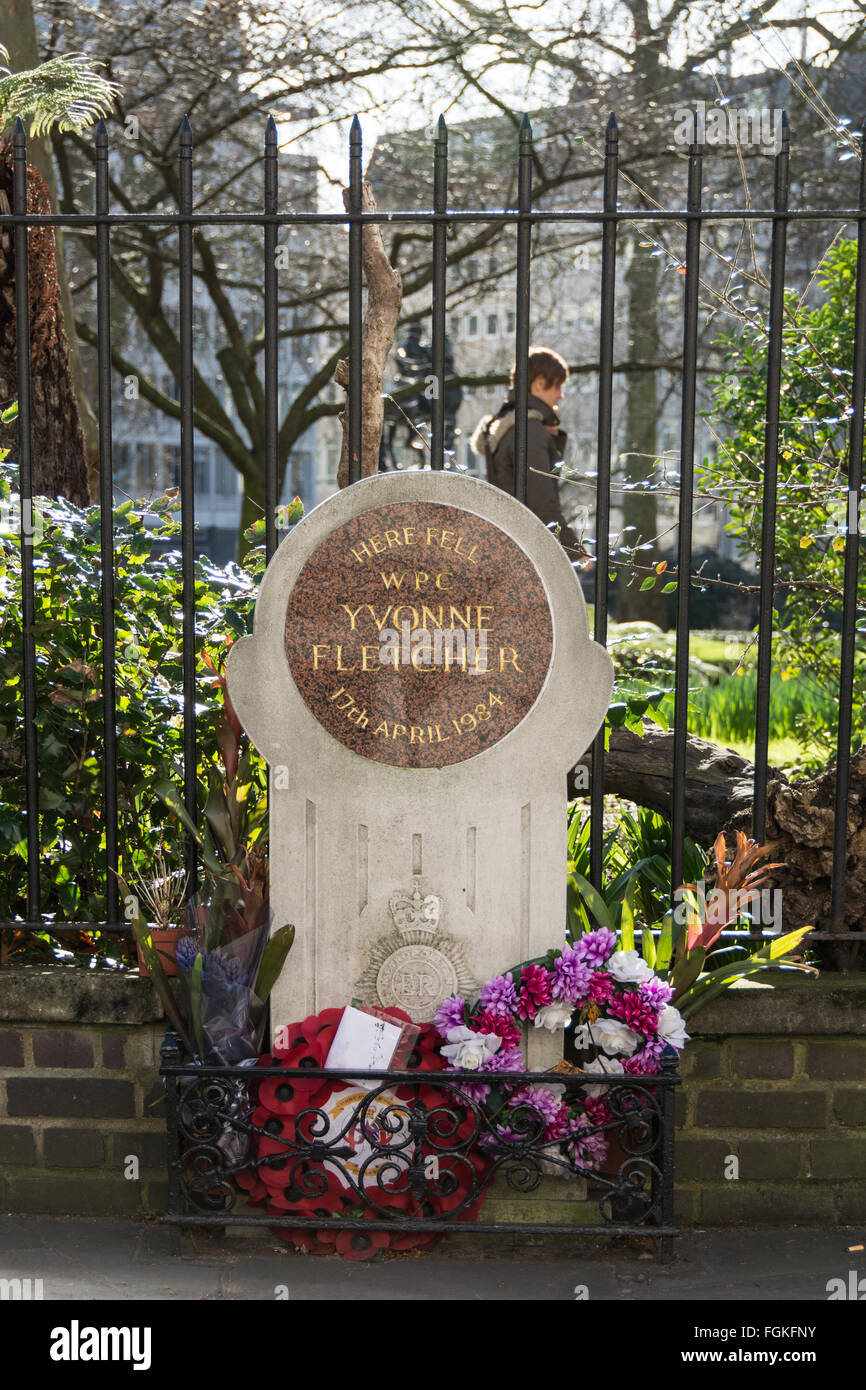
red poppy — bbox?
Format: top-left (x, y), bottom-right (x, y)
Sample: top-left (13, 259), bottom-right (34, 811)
top-left (233, 1165), bottom-right (269, 1203)
top-left (273, 1225), bottom-right (338, 1253)
top-left (249, 1006), bottom-right (492, 1257)
top-left (268, 1180), bottom-right (344, 1215)
top-left (334, 1227), bottom-right (391, 1260)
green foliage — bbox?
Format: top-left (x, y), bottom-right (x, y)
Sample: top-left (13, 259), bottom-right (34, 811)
top-left (0, 460), bottom-right (266, 936)
top-left (688, 664), bottom-right (838, 769)
top-left (0, 46), bottom-right (120, 137)
top-left (567, 803), bottom-right (710, 935)
top-left (702, 236), bottom-right (866, 760)
top-left (566, 806), bottom-right (816, 1017)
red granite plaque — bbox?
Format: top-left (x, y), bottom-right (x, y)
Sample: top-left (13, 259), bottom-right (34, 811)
top-left (284, 500), bottom-right (554, 768)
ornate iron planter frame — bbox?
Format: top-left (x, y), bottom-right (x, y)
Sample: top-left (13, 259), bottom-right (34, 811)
top-left (160, 1033), bottom-right (679, 1254)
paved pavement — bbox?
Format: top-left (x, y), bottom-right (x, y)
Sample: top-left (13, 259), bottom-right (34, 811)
top-left (1, 1215), bottom-right (862, 1300)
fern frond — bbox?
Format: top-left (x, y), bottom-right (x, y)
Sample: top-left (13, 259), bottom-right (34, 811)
top-left (0, 53), bottom-right (120, 137)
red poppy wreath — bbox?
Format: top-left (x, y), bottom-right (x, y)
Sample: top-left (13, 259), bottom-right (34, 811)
top-left (242, 1006), bottom-right (491, 1258)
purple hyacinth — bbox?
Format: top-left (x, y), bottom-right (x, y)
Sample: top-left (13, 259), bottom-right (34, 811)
top-left (572, 927), bottom-right (617, 968)
top-left (201, 951), bottom-right (249, 996)
top-left (478, 974), bottom-right (518, 1016)
top-left (551, 946), bottom-right (593, 1004)
top-left (433, 995), bottom-right (466, 1037)
top-left (638, 977), bottom-right (675, 1010)
top-left (174, 936), bottom-right (199, 973)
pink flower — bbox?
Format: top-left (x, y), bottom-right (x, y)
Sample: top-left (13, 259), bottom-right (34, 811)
top-left (587, 972), bottom-right (614, 1006)
top-left (607, 989), bottom-right (660, 1037)
top-left (567, 1114), bottom-right (609, 1170)
top-left (515, 962), bottom-right (553, 1021)
top-left (474, 1009), bottom-right (521, 1048)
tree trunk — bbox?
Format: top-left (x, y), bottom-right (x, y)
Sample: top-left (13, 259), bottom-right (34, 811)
top-left (727, 748), bottom-right (866, 971)
top-left (336, 182), bottom-right (402, 488)
top-left (572, 721), bottom-right (757, 835)
top-left (1, 0), bottom-right (100, 495)
top-left (0, 145), bottom-right (90, 504)
top-left (616, 228), bottom-right (666, 624)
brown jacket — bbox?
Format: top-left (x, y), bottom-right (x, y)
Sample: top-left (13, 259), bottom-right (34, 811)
top-left (479, 391), bottom-right (578, 549)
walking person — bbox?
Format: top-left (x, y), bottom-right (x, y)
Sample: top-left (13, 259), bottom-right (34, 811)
top-left (470, 346), bottom-right (581, 552)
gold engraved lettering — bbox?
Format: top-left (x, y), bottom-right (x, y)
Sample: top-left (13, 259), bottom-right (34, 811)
top-left (499, 647), bottom-right (523, 672)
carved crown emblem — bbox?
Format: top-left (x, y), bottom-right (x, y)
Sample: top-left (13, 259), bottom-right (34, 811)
top-left (389, 885), bottom-right (441, 937)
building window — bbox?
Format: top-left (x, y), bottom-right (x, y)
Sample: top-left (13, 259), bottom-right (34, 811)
top-left (326, 445), bottom-right (338, 479)
top-left (194, 447), bottom-right (212, 495)
top-left (466, 259), bottom-right (478, 280)
top-left (214, 454), bottom-right (238, 496)
top-left (161, 445), bottom-right (180, 490)
top-left (449, 317), bottom-right (460, 340)
top-left (505, 310), bottom-right (515, 334)
top-left (113, 443), bottom-right (133, 487)
top-left (488, 255), bottom-right (498, 275)
top-left (485, 314), bottom-right (498, 337)
top-left (466, 315), bottom-right (479, 337)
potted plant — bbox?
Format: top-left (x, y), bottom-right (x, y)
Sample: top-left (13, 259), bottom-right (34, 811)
top-left (124, 851), bottom-right (188, 978)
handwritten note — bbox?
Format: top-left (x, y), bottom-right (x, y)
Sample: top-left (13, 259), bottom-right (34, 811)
top-left (325, 1006), bottom-right (404, 1088)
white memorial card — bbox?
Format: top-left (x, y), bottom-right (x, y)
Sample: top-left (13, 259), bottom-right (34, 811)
top-left (325, 1005), bottom-right (404, 1088)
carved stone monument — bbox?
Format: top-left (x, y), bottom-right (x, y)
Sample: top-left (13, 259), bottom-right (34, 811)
top-left (226, 470), bottom-right (613, 1064)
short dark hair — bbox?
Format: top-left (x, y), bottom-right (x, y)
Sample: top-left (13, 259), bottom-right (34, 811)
top-left (510, 346), bottom-right (569, 390)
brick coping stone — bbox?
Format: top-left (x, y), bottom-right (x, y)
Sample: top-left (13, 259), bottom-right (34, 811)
top-left (0, 966), bottom-right (862, 1034)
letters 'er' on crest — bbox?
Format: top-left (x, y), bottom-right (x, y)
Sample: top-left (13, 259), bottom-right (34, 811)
top-left (226, 470), bottom-right (613, 1065)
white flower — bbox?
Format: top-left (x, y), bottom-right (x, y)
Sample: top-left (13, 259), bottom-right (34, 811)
top-left (657, 1005), bottom-right (689, 1051)
top-left (533, 1002), bottom-right (574, 1032)
top-left (581, 1055), bottom-right (625, 1098)
top-left (573, 1018), bottom-right (641, 1057)
top-left (607, 949), bottom-right (656, 986)
top-left (440, 1026), bottom-right (501, 1070)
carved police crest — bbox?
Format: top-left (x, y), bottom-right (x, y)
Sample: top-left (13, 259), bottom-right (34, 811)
top-left (354, 883), bottom-right (477, 1024)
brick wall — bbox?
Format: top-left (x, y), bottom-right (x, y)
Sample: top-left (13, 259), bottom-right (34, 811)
top-left (0, 967), bottom-right (863, 1224)
top-left (0, 969), bottom-right (167, 1216)
top-left (676, 975), bottom-right (866, 1226)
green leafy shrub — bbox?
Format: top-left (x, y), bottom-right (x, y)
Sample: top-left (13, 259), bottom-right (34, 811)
top-left (0, 460), bottom-right (267, 938)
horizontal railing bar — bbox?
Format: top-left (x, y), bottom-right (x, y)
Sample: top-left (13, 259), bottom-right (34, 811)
top-left (0, 922), bottom-right (135, 933)
top-left (1, 209), bottom-right (865, 227)
top-left (163, 1212), bottom-right (675, 1234)
top-left (6, 922), bottom-right (862, 940)
top-left (160, 1064), bottom-right (678, 1082)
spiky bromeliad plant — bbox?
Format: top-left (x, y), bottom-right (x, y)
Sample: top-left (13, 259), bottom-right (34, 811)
top-left (568, 825), bottom-right (815, 1018)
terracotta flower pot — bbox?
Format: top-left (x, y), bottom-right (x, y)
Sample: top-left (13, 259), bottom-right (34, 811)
top-left (137, 925), bottom-right (184, 978)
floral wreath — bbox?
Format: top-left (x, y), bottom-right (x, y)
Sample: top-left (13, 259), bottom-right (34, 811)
top-left (431, 928), bottom-right (689, 1171)
top-left (237, 931), bottom-right (688, 1255)
top-left (239, 1006), bottom-right (491, 1259)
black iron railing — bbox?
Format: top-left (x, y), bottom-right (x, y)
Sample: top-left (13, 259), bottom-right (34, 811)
top-left (159, 1033), bottom-right (680, 1251)
top-left (2, 111), bottom-right (864, 953)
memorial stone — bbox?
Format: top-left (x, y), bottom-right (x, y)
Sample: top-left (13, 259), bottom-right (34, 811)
top-left (227, 470), bottom-right (613, 1065)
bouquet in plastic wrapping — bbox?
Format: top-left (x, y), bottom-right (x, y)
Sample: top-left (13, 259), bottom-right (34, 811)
top-left (121, 855), bottom-right (295, 1066)
top-left (177, 873), bottom-right (277, 1065)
